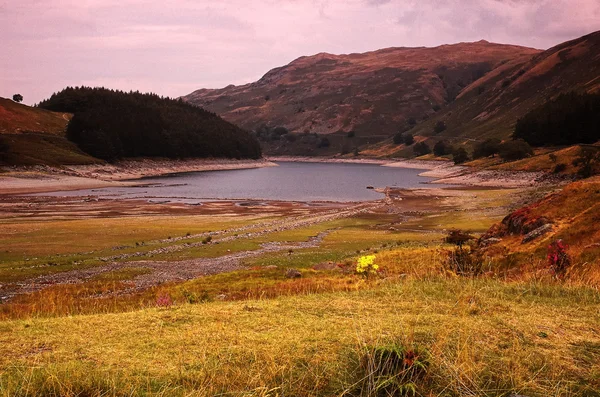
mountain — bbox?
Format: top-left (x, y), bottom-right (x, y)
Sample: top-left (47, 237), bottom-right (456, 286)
top-left (183, 31), bottom-right (600, 157)
top-left (372, 30), bottom-right (600, 158)
top-left (183, 40), bottom-right (540, 155)
top-left (0, 97), bottom-right (98, 165)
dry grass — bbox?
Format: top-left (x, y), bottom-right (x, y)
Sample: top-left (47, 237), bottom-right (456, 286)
top-left (0, 277), bottom-right (598, 396)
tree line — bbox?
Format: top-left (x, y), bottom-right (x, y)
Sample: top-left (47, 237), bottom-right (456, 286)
top-left (37, 87), bottom-right (261, 161)
top-left (514, 92), bottom-right (600, 147)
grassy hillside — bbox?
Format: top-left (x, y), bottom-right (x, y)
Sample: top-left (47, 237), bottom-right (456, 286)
top-left (0, 97), bottom-right (69, 135)
top-left (183, 41), bottom-right (539, 156)
top-left (0, 98), bottom-right (99, 166)
top-left (368, 31), bottom-right (600, 158)
top-left (1, 176), bottom-right (600, 395)
top-left (481, 176), bottom-right (600, 285)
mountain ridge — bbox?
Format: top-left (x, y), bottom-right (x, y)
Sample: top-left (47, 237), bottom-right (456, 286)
top-left (183, 32), bottom-right (599, 157)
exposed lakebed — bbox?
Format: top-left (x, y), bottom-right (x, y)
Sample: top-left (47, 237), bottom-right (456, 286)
top-left (37, 161), bottom-right (438, 202)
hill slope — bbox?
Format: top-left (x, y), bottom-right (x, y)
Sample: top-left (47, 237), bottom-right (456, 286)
top-left (365, 30), bottom-right (600, 157)
top-left (183, 41), bottom-right (539, 154)
top-left (0, 98), bottom-right (98, 166)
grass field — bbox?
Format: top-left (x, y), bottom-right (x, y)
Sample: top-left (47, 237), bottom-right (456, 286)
top-left (1, 181), bottom-right (599, 396)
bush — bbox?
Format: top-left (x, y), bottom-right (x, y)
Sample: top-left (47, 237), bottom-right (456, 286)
top-left (413, 142), bottom-right (431, 157)
top-left (547, 240), bottom-right (571, 279)
top-left (350, 342), bottom-right (430, 397)
top-left (318, 137), bottom-right (331, 148)
top-left (572, 146), bottom-right (600, 178)
top-left (347, 131), bottom-right (356, 138)
top-left (445, 229), bottom-right (475, 248)
top-left (433, 140), bottom-right (452, 156)
top-left (393, 133), bottom-right (404, 145)
top-left (498, 140), bottom-right (533, 161)
top-left (452, 147), bottom-right (470, 164)
top-left (553, 163), bottom-right (567, 173)
top-left (444, 246), bottom-right (484, 276)
top-left (407, 117), bottom-right (417, 126)
top-left (355, 255), bottom-right (379, 278)
top-left (403, 134), bottom-right (415, 146)
top-left (433, 121), bottom-right (446, 134)
top-left (473, 138), bottom-right (501, 159)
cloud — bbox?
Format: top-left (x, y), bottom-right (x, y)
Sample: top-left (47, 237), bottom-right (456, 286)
top-left (1, 0), bottom-right (598, 104)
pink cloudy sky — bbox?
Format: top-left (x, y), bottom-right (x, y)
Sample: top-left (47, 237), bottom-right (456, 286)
top-left (2, 0), bottom-right (599, 104)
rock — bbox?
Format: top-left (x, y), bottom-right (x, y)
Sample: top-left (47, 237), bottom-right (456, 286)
top-left (216, 294), bottom-right (227, 300)
top-left (285, 269), bottom-right (302, 278)
top-left (263, 265), bottom-right (278, 270)
top-left (522, 224), bottom-right (553, 244)
top-left (480, 237), bottom-right (502, 247)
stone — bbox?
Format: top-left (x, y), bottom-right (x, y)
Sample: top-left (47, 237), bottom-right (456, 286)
top-left (285, 268), bottom-right (302, 278)
top-left (522, 224), bottom-right (553, 244)
top-left (480, 237), bottom-right (502, 247)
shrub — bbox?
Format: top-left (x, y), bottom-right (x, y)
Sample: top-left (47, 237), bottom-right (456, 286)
top-left (443, 230), bottom-right (482, 276)
top-left (413, 142), bottom-right (431, 157)
top-left (572, 146), bottom-right (600, 178)
top-left (318, 137), bottom-right (331, 148)
top-left (356, 255), bottom-right (379, 278)
top-left (12, 94), bottom-right (23, 103)
top-left (433, 121), bottom-right (446, 134)
top-left (547, 240), bottom-right (571, 279)
top-left (353, 147), bottom-right (360, 156)
top-left (156, 292), bottom-right (173, 307)
top-left (283, 133), bottom-right (297, 142)
top-left (347, 131), bottom-right (356, 138)
top-left (433, 140), bottom-right (452, 156)
top-left (553, 163), bottom-right (567, 173)
top-left (452, 147), bottom-right (470, 164)
top-left (407, 117), bottom-right (417, 126)
top-left (351, 343), bottom-right (430, 397)
top-left (202, 236), bottom-right (212, 244)
top-left (403, 134), bottom-right (415, 146)
top-left (445, 229), bottom-right (475, 248)
top-left (498, 140), bottom-right (533, 161)
top-left (473, 138), bottom-right (501, 159)
top-left (393, 133), bottom-right (404, 145)
top-left (444, 247), bottom-right (484, 276)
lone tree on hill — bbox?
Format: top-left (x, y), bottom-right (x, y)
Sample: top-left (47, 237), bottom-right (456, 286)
top-left (453, 147), bottom-right (470, 164)
top-left (12, 94), bottom-right (23, 103)
top-left (413, 142), bottom-right (431, 157)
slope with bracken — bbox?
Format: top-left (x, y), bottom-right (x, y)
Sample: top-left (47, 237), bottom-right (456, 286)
top-left (480, 176), bottom-right (600, 285)
top-left (0, 97), bottom-right (98, 166)
top-left (366, 30), bottom-right (600, 158)
top-left (183, 41), bottom-right (540, 155)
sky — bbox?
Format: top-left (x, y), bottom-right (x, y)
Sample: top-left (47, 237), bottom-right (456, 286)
top-left (1, 0), bottom-right (599, 105)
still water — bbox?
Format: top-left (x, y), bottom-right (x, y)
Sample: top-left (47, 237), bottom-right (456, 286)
top-left (42, 162), bottom-right (437, 202)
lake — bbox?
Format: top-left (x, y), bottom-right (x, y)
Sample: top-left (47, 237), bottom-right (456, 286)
top-left (41, 161), bottom-right (437, 202)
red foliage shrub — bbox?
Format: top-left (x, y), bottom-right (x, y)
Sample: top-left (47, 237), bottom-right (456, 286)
top-left (547, 239), bottom-right (571, 278)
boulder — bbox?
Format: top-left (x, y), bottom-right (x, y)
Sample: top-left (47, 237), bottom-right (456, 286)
top-left (522, 224), bottom-right (553, 244)
top-left (480, 237), bottom-right (502, 247)
top-left (285, 269), bottom-right (302, 278)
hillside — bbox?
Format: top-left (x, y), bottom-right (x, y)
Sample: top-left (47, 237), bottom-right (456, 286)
top-left (365, 30), bottom-right (600, 158)
top-left (183, 41), bottom-right (540, 155)
top-left (0, 97), bottom-right (70, 135)
top-left (479, 176), bottom-right (600, 285)
top-left (0, 98), bottom-right (98, 166)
